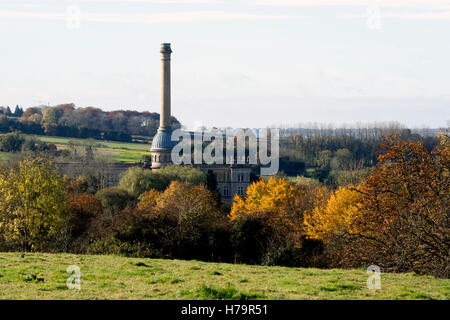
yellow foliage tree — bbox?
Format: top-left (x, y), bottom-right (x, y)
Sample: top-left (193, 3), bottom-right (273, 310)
top-left (230, 177), bottom-right (303, 220)
top-left (0, 157), bottom-right (67, 251)
top-left (304, 185), bottom-right (364, 241)
top-left (230, 177), bottom-right (327, 250)
top-left (137, 189), bottom-right (161, 211)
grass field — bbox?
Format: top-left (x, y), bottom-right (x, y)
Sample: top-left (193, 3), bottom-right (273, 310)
top-left (0, 152), bottom-right (12, 161)
top-left (37, 136), bottom-right (150, 151)
top-left (0, 252), bottom-right (448, 300)
top-left (36, 135), bottom-right (151, 163)
top-left (0, 134), bottom-right (152, 163)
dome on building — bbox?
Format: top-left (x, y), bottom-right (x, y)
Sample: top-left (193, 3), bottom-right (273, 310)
top-left (150, 127), bottom-right (176, 151)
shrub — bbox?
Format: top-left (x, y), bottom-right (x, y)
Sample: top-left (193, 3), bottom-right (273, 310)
top-left (94, 187), bottom-right (135, 233)
top-left (327, 168), bottom-right (370, 187)
top-left (118, 165), bottom-right (206, 198)
top-left (66, 193), bottom-right (103, 251)
top-left (98, 181), bottom-right (230, 261)
top-left (95, 187), bottom-right (135, 214)
top-left (0, 132), bottom-right (25, 152)
top-left (231, 213), bottom-right (267, 265)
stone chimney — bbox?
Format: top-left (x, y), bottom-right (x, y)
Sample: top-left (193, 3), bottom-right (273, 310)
top-left (160, 43), bottom-right (172, 129)
top-left (150, 43), bottom-right (175, 169)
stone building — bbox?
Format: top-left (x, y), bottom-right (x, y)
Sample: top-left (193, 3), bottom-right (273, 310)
top-left (150, 43), bottom-right (252, 203)
top-left (57, 160), bottom-right (137, 189)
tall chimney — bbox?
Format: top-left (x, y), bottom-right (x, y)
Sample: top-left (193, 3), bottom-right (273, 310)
top-left (150, 43), bottom-right (174, 169)
top-left (160, 43), bottom-right (172, 129)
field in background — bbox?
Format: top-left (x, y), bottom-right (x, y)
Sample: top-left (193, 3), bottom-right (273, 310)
top-left (0, 152), bottom-right (12, 161)
top-left (0, 253), bottom-right (448, 300)
top-left (36, 135), bottom-right (151, 163)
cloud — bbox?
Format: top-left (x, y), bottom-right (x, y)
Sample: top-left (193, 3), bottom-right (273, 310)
top-left (0, 10), bottom-right (306, 24)
top-left (341, 10), bottom-right (450, 20)
top-left (76, 0), bottom-right (220, 3)
top-left (384, 11), bottom-right (450, 20)
top-left (253, 0), bottom-right (450, 20)
top-left (253, 0), bottom-right (450, 10)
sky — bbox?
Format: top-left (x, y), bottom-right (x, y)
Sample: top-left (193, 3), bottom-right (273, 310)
top-left (0, 0), bottom-right (449, 129)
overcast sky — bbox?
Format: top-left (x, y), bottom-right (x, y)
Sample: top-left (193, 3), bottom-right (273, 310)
top-left (1, 0), bottom-right (449, 129)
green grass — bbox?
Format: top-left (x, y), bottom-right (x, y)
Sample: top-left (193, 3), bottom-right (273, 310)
top-left (36, 135), bottom-right (150, 151)
top-left (0, 252), bottom-right (448, 300)
top-left (0, 134), bottom-right (152, 163)
top-left (0, 152), bottom-right (12, 161)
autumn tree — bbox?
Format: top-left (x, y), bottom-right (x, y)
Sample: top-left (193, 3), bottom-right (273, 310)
top-left (63, 175), bottom-right (89, 196)
top-left (0, 157), bottom-right (67, 251)
top-left (156, 181), bottom-right (225, 257)
top-left (120, 181), bottom-right (229, 260)
top-left (67, 193), bottom-right (103, 242)
top-left (305, 134), bottom-right (449, 277)
top-left (230, 177), bottom-right (328, 266)
top-left (304, 185), bottom-right (366, 267)
top-left (137, 189), bottom-right (161, 211)
top-left (360, 134), bottom-right (449, 277)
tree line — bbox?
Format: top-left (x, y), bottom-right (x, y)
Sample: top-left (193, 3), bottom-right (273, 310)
top-left (277, 123), bottom-right (441, 187)
top-left (0, 104), bottom-right (180, 142)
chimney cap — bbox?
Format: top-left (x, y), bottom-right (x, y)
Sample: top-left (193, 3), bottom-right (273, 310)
top-left (160, 43), bottom-right (172, 54)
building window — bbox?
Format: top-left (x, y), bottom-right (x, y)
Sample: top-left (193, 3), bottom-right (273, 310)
top-left (237, 173), bottom-right (246, 182)
top-left (237, 186), bottom-right (244, 196)
top-left (223, 185), bottom-right (230, 197)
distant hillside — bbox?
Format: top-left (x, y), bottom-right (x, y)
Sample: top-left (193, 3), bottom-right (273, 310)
top-left (0, 104), bottom-right (181, 142)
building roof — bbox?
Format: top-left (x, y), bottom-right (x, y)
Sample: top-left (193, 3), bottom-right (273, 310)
top-left (150, 128), bottom-right (176, 151)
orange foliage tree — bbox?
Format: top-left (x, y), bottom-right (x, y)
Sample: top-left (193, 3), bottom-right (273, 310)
top-left (130, 181), bottom-right (227, 259)
top-left (66, 193), bottom-right (103, 250)
top-left (305, 134), bottom-right (449, 277)
top-left (137, 189), bottom-right (161, 211)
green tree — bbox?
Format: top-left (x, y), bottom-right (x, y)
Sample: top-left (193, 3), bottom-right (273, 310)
top-left (95, 187), bottom-right (134, 215)
top-left (0, 157), bottom-right (67, 251)
top-left (42, 107), bottom-right (58, 134)
top-left (0, 132), bottom-right (25, 152)
top-left (0, 115), bottom-right (9, 132)
top-left (206, 169), bottom-right (221, 203)
top-left (317, 150), bottom-right (332, 168)
top-left (95, 187), bottom-right (135, 229)
top-left (331, 148), bottom-right (353, 170)
top-left (13, 105), bottom-right (23, 117)
top-left (119, 165), bottom-right (206, 198)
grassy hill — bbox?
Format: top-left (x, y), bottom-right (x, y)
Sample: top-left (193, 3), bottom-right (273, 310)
top-left (0, 252), bottom-right (448, 300)
top-left (0, 134), bottom-right (152, 163)
top-left (36, 135), bottom-right (152, 163)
